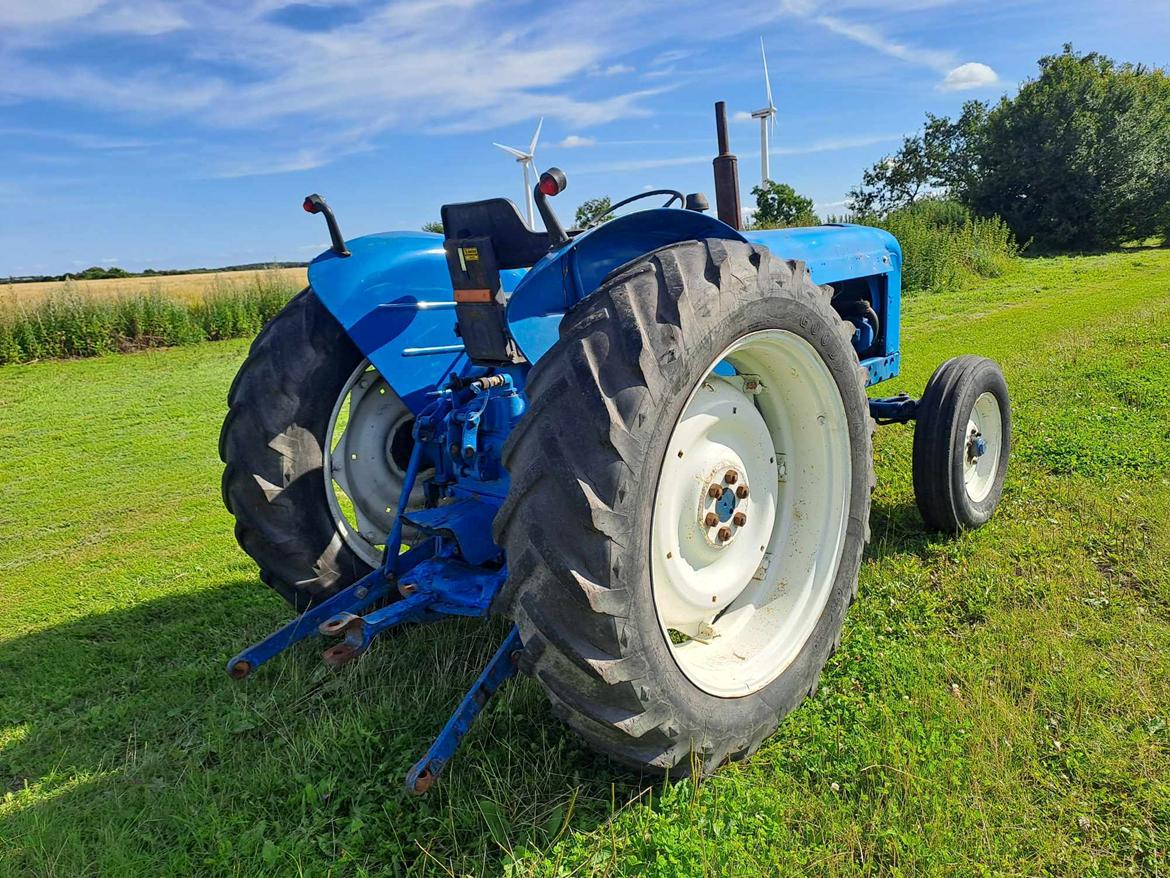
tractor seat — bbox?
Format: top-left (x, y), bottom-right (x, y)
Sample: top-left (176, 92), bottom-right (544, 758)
top-left (440, 198), bottom-right (551, 270)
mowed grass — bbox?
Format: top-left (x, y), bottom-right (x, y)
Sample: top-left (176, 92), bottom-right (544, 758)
top-left (2, 267), bottom-right (308, 307)
top-left (1, 248), bottom-right (1169, 876)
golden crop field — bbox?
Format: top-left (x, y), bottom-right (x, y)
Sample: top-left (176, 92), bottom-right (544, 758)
top-left (1, 266), bottom-right (308, 308)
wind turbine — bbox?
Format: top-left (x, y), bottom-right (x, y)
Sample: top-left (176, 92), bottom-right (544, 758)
top-left (751, 38), bottom-right (778, 185)
top-left (493, 117), bottom-right (544, 228)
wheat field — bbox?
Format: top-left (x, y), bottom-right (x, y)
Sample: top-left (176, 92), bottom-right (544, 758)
top-left (1, 267), bottom-right (308, 307)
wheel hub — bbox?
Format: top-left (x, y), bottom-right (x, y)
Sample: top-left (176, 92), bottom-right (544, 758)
top-left (698, 468), bottom-right (750, 547)
top-left (967, 431), bottom-right (987, 461)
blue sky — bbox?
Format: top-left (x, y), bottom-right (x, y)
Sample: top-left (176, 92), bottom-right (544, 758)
top-left (1, 0), bottom-right (1166, 276)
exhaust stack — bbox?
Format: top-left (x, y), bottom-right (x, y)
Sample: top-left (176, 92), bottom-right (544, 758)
top-left (712, 101), bottom-right (742, 230)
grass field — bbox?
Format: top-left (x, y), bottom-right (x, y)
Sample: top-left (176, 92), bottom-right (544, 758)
top-left (1, 267), bottom-right (307, 308)
top-left (1, 247), bottom-right (1169, 876)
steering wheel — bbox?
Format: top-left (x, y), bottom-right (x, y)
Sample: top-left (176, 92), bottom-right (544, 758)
top-left (583, 189), bottom-right (686, 229)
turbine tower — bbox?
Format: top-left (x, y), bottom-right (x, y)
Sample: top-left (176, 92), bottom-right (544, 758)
top-left (750, 38), bottom-right (777, 185)
top-left (493, 117), bottom-right (544, 228)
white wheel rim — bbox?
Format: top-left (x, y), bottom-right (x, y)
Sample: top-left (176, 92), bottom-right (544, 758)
top-left (650, 330), bottom-right (852, 698)
top-left (323, 360), bottom-right (418, 566)
top-left (963, 391), bottom-right (1002, 504)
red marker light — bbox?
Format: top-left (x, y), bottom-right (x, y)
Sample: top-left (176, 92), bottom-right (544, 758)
top-left (538, 177), bottom-right (558, 196)
top-left (303, 197), bottom-right (317, 213)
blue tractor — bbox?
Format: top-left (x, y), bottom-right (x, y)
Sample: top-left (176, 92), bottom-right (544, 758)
top-left (221, 104), bottom-right (1010, 792)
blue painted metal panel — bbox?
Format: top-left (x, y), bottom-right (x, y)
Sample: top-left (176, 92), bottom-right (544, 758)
top-left (308, 231), bottom-right (525, 413)
top-left (309, 219), bottom-right (904, 408)
top-left (744, 224), bottom-right (902, 368)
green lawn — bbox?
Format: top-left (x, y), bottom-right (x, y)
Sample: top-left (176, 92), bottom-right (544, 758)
top-left (2, 248), bottom-right (1169, 876)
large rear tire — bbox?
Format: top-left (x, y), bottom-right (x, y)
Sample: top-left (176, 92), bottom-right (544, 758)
top-left (220, 289), bottom-right (415, 609)
top-left (494, 239), bottom-right (874, 774)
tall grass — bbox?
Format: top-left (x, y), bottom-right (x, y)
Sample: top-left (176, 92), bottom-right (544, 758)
top-left (0, 271), bottom-right (298, 365)
top-left (830, 199), bottom-right (1020, 295)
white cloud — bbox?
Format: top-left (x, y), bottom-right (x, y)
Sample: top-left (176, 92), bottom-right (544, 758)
top-left (589, 63), bottom-right (634, 76)
top-left (779, 0), bottom-right (1003, 95)
top-left (939, 62), bottom-right (998, 91)
top-left (0, 1), bottom-right (105, 27)
top-left (806, 11), bottom-right (953, 71)
top-left (94, 2), bottom-right (188, 35)
top-left (556, 134), bottom-right (596, 148)
top-left (0, 0), bottom-right (927, 178)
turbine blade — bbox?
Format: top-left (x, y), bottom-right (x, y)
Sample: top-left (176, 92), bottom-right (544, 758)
top-left (493, 142), bottom-right (528, 159)
top-left (528, 117), bottom-right (544, 156)
top-left (761, 37), bottom-right (773, 109)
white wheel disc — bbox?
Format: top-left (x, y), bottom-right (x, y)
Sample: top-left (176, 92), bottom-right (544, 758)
top-left (650, 330), bottom-right (852, 697)
top-left (963, 391), bottom-right (1002, 503)
top-left (323, 360), bottom-right (418, 566)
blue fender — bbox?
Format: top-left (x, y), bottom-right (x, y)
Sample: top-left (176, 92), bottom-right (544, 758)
top-left (308, 231), bottom-right (526, 413)
top-left (506, 208), bottom-right (747, 361)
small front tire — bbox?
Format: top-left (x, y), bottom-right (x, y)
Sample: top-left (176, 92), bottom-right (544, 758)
top-left (912, 355), bottom-right (1010, 532)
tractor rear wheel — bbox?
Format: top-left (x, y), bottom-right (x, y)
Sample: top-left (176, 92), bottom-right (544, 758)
top-left (494, 239), bottom-right (874, 774)
top-left (220, 289), bottom-right (418, 609)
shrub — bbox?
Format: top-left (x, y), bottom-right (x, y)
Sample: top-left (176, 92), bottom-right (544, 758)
top-left (0, 271), bottom-right (298, 365)
top-left (830, 199), bottom-right (1019, 294)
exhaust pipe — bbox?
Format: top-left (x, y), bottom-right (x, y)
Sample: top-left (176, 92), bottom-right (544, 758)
top-left (712, 101), bottom-right (742, 231)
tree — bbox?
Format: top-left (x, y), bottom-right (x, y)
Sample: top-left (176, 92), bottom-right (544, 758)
top-left (421, 220), bottom-right (444, 234)
top-left (849, 103), bottom-right (986, 215)
top-left (850, 46), bottom-right (1170, 250)
top-left (749, 181), bottom-right (817, 228)
top-left (573, 196), bottom-right (613, 229)
top-left (966, 46), bottom-right (1170, 250)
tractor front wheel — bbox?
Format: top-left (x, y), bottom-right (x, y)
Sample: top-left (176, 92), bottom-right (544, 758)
top-left (494, 239), bottom-right (874, 774)
top-left (912, 355), bottom-right (1010, 532)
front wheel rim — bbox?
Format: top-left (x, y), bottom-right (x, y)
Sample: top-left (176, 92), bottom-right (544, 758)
top-left (963, 390), bottom-right (1002, 503)
top-left (650, 329), bottom-right (853, 698)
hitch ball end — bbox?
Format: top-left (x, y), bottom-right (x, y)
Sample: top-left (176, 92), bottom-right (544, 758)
top-left (410, 764), bottom-right (436, 794)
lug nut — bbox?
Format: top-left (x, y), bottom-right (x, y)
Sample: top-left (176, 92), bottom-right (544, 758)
top-left (724, 470), bottom-right (738, 485)
top-left (704, 512), bottom-right (719, 527)
top-left (717, 526), bottom-right (732, 542)
top-left (736, 485), bottom-right (749, 499)
top-left (707, 483), bottom-right (722, 499)
top-left (732, 512), bottom-right (747, 527)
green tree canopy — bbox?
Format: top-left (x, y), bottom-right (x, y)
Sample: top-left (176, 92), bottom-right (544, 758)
top-left (850, 46), bottom-right (1170, 250)
top-left (573, 196), bottom-right (614, 229)
top-left (421, 220), bottom-right (444, 234)
top-left (749, 181), bottom-right (817, 229)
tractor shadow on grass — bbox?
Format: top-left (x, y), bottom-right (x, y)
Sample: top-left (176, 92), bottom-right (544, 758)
top-left (865, 493), bottom-right (943, 563)
top-left (2, 498), bottom-right (960, 873)
top-left (0, 577), bottom-right (642, 873)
